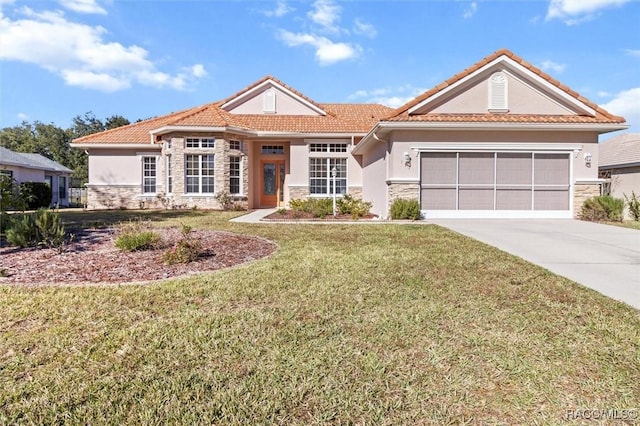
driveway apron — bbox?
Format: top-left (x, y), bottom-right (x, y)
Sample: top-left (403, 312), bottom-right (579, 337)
top-left (430, 219), bottom-right (640, 310)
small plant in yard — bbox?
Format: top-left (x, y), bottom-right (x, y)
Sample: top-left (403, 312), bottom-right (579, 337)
top-left (580, 195), bottom-right (624, 222)
top-left (276, 208), bottom-right (287, 215)
top-left (289, 198), bottom-right (333, 217)
top-left (162, 223), bottom-right (206, 265)
top-left (337, 194), bottom-right (372, 219)
top-left (389, 198), bottom-right (421, 220)
top-left (6, 209), bottom-right (68, 249)
top-left (624, 191), bottom-right (640, 221)
top-left (114, 220), bottom-right (162, 252)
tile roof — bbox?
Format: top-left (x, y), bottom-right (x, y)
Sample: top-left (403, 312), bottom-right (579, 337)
top-left (0, 146), bottom-right (73, 173)
top-left (599, 133), bottom-right (640, 168)
top-left (72, 91), bottom-right (394, 145)
top-left (385, 48), bottom-right (626, 125)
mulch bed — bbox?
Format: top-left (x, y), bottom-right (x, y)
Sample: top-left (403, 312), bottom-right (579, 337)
top-left (0, 228), bottom-right (277, 286)
top-left (263, 210), bottom-right (378, 221)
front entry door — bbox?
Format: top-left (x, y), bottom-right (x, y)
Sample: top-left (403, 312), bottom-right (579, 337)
top-left (260, 160), bottom-right (285, 207)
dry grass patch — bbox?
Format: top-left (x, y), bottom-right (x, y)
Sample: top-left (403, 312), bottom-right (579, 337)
top-left (1, 211), bottom-right (638, 424)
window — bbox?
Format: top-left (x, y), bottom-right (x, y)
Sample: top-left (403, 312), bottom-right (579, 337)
top-left (166, 155), bottom-right (172, 193)
top-left (229, 156), bottom-right (241, 195)
top-left (185, 137), bottom-right (215, 148)
top-left (185, 154), bottom-right (215, 193)
top-left (229, 140), bottom-right (242, 151)
top-left (261, 145), bottom-right (284, 155)
top-left (142, 157), bottom-right (157, 193)
top-left (309, 143), bottom-right (348, 153)
top-left (58, 176), bottom-right (67, 199)
top-left (309, 158), bottom-right (347, 195)
top-left (0, 170), bottom-right (13, 179)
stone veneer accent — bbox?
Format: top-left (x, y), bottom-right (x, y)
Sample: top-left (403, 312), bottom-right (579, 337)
top-left (87, 185), bottom-right (166, 210)
top-left (288, 186), bottom-right (309, 202)
top-left (573, 183), bottom-right (601, 218)
top-left (388, 182), bottom-right (420, 202)
top-left (347, 186), bottom-right (363, 200)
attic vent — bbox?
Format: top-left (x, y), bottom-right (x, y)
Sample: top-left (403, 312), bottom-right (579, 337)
top-left (263, 88), bottom-right (276, 113)
top-left (489, 72), bottom-right (508, 112)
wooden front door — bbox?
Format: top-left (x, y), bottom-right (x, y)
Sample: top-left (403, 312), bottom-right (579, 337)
top-left (260, 160), bottom-right (286, 207)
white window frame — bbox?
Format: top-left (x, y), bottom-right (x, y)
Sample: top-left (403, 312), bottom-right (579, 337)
top-left (309, 157), bottom-right (347, 196)
top-left (229, 156), bottom-right (242, 195)
top-left (229, 139), bottom-right (242, 151)
top-left (185, 137), bottom-right (215, 149)
top-left (142, 156), bottom-right (157, 194)
top-left (166, 155), bottom-right (173, 194)
top-left (185, 154), bottom-right (215, 194)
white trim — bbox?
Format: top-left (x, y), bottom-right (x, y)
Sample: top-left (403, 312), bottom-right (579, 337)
top-left (71, 143), bottom-right (160, 149)
top-left (85, 183), bottom-right (140, 188)
top-left (421, 210), bottom-right (573, 219)
top-left (410, 143), bottom-right (583, 152)
top-left (386, 178), bottom-right (420, 184)
top-left (575, 178), bottom-right (606, 184)
top-left (220, 79), bottom-right (327, 116)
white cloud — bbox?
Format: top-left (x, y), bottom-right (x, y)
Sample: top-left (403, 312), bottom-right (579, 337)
top-left (263, 0), bottom-right (293, 18)
top-left (603, 87), bottom-right (640, 127)
top-left (307, 0), bottom-right (342, 33)
top-left (540, 60), bottom-right (566, 74)
top-left (278, 29), bottom-right (360, 65)
top-left (353, 18), bottom-right (376, 38)
top-left (625, 49), bottom-right (640, 58)
top-left (190, 64), bottom-right (207, 78)
top-left (463, 2), bottom-right (478, 19)
top-left (348, 84), bottom-right (427, 108)
top-left (17, 112), bottom-right (28, 120)
top-left (597, 90), bottom-right (612, 97)
top-left (546, 0), bottom-right (630, 24)
top-left (0, 7), bottom-right (206, 92)
top-left (58, 0), bottom-right (107, 15)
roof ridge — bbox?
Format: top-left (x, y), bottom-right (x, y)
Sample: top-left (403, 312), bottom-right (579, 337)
top-left (384, 48), bottom-right (625, 123)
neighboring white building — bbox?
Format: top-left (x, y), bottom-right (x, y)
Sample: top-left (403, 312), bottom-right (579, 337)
top-left (0, 146), bottom-right (74, 207)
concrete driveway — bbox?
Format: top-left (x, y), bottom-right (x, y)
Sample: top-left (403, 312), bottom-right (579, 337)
top-left (430, 219), bottom-right (640, 310)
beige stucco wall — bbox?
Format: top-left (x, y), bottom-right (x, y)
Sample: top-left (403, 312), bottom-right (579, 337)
top-left (430, 71), bottom-right (573, 115)
top-left (360, 139), bottom-right (389, 218)
top-left (226, 85), bottom-right (322, 116)
top-left (87, 148), bottom-right (155, 185)
top-left (608, 166), bottom-right (640, 219)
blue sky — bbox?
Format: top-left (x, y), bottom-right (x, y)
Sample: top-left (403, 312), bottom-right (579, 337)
top-left (1, 0), bottom-right (639, 138)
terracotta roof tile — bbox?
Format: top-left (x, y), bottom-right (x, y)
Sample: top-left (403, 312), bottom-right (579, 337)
top-left (385, 48), bottom-right (625, 125)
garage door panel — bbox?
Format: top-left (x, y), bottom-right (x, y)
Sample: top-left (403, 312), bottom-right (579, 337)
top-left (497, 153), bottom-right (532, 185)
top-left (496, 188), bottom-right (532, 210)
top-left (421, 153), bottom-right (456, 185)
top-left (534, 154), bottom-right (569, 185)
top-left (421, 188), bottom-right (456, 210)
top-left (534, 188), bottom-right (570, 210)
top-left (459, 153), bottom-right (494, 185)
top-left (459, 188), bottom-right (494, 210)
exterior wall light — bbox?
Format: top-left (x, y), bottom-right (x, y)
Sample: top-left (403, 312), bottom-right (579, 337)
top-left (403, 152), bottom-right (412, 167)
top-left (584, 152), bottom-right (592, 167)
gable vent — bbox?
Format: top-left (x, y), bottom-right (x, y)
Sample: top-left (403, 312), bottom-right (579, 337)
top-left (263, 88), bottom-right (276, 113)
top-left (489, 72), bottom-right (508, 112)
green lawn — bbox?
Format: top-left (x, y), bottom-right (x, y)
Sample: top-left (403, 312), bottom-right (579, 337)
top-left (1, 210), bottom-right (639, 424)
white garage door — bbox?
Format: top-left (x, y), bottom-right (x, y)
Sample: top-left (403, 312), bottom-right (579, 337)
top-left (420, 152), bottom-right (571, 218)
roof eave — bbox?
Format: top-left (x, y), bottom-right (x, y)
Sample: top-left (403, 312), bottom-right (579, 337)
top-left (70, 143), bottom-right (161, 149)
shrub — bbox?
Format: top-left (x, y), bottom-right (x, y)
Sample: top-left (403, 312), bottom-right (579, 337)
top-left (389, 199), bottom-right (421, 220)
top-left (288, 199), bottom-right (307, 212)
top-left (306, 198), bottom-right (333, 217)
top-left (114, 220), bottom-right (161, 252)
top-left (0, 174), bottom-right (26, 212)
top-left (6, 214), bottom-right (39, 248)
top-left (20, 182), bottom-right (52, 209)
top-left (624, 191), bottom-right (640, 221)
top-left (579, 198), bottom-right (608, 222)
top-left (162, 224), bottom-right (204, 265)
top-left (5, 209), bottom-right (67, 249)
top-left (34, 208), bottom-right (66, 248)
top-left (337, 194), bottom-right (372, 219)
top-left (596, 195), bottom-right (624, 222)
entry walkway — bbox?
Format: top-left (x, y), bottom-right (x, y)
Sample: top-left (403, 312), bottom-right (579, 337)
top-left (430, 219), bottom-right (640, 310)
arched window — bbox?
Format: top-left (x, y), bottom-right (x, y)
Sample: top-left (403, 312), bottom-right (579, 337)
top-left (489, 72), bottom-right (508, 112)
top-left (263, 88), bottom-right (276, 113)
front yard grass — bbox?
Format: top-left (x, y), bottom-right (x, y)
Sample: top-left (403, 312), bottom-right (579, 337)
top-left (1, 210), bottom-right (639, 424)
